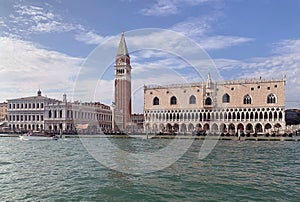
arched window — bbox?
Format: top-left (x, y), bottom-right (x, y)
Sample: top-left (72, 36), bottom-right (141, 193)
top-left (170, 96), bottom-right (177, 105)
top-left (189, 95), bottom-right (196, 104)
top-left (243, 94), bottom-right (252, 104)
top-left (267, 94), bottom-right (276, 103)
top-left (222, 93), bottom-right (230, 103)
top-left (153, 97), bottom-right (159, 105)
top-left (205, 97), bottom-right (212, 105)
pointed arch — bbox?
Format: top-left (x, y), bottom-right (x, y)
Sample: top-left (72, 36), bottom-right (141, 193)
top-left (237, 112), bottom-right (240, 120)
top-left (246, 112), bottom-right (249, 120)
top-left (204, 123), bottom-right (210, 131)
top-left (222, 93), bottom-right (230, 103)
top-left (267, 93), bottom-right (276, 104)
top-left (188, 123), bottom-right (194, 132)
top-left (274, 112), bottom-right (278, 120)
top-left (279, 111), bottom-right (283, 120)
top-left (180, 123), bottom-right (187, 133)
top-left (264, 112), bottom-right (268, 120)
top-left (220, 123), bottom-right (226, 132)
top-left (159, 123), bottom-right (164, 131)
top-left (259, 112), bottom-right (263, 119)
top-left (265, 123), bottom-right (272, 131)
top-left (153, 97), bottom-right (159, 105)
top-left (228, 123), bottom-right (235, 133)
top-left (205, 97), bottom-right (212, 105)
top-left (207, 113), bottom-right (211, 121)
top-left (269, 112), bottom-right (273, 120)
top-left (189, 95), bottom-right (196, 104)
top-left (255, 112), bottom-right (258, 120)
top-left (237, 123), bottom-right (244, 131)
top-left (212, 123), bottom-right (218, 132)
top-left (241, 112), bottom-right (245, 120)
top-left (243, 94), bottom-right (252, 104)
top-left (166, 123), bottom-right (172, 131)
top-left (250, 112), bottom-right (254, 120)
top-left (196, 123), bottom-right (202, 128)
top-left (246, 123), bottom-right (253, 133)
top-left (173, 123), bottom-right (179, 132)
top-left (170, 96), bottom-right (177, 105)
top-left (255, 123), bottom-right (263, 133)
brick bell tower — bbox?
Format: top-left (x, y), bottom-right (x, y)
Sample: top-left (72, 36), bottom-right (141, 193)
top-left (114, 32), bottom-right (132, 131)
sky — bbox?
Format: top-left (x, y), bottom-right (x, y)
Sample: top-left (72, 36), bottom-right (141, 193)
top-left (0, 0), bottom-right (300, 112)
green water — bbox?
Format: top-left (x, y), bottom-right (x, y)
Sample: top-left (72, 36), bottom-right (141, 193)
top-left (0, 137), bottom-right (299, 201)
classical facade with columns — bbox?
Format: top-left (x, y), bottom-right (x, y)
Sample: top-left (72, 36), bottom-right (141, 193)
top-left (144, 75), bottom-right (286, 134)
top-left (7, 90), bottom-right (112, 133)
top-left (7, 89), bottom-right (57, 132)
top-left (44, 94), bottom-right (112, 133)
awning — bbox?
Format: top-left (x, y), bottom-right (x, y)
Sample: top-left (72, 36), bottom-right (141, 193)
top-left (75, 124), bottom-right (89, 129)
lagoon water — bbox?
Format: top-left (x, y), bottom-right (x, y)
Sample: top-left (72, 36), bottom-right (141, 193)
top-left (0, 137), bottom-right (299, 201)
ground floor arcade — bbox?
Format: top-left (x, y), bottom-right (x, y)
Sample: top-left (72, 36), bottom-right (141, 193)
top-left (145, 121), bottom-right (285, 134)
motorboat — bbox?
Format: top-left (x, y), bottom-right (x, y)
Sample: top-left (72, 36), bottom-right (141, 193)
top-left (19, 131), bottom-right (59, 141)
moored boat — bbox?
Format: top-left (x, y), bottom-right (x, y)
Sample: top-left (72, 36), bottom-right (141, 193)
top-left (19, 131), bottom-right (59, 141)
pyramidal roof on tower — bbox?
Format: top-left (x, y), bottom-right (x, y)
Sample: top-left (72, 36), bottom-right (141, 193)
top-left (116, 31), bottom-right (129, 57)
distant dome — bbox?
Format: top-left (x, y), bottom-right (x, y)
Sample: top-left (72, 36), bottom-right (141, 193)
top-left (37, 89), bottom-right (42, 96)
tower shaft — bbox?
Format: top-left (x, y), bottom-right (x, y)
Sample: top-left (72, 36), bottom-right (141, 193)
top-left (114, 32), bottom-right (132, 131)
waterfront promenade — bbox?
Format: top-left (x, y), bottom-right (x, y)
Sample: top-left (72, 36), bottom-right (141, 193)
top-left (1, 133), bottom-right (299, 141)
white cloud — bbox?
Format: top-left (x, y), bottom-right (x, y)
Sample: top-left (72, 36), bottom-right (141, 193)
top-left (140, 0), bottom-right (209, 16)
top-left (7, 4), bottom-right (77, 34)
top-left (0, 37), bottom-right (83, 101)
top-left (75, 31), bottom-right (110, 45)
top-left (272, 39), bottom-right (300, 55)
top-left (140, 0), bottom-right (178, 16)
top-left (198, 35), bottom-right (254, 50)
top-left (170, 16), bottom-right (254, 50)
top-left (0, 3), bottom-right (110, 46)
top-left (213, 38), bottom-right (300, 108)
top-left (171, 16), bottom-right (213, 37)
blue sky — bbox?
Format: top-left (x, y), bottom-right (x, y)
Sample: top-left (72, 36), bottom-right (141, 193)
top-left (0, 0), bottom-right (300, 112)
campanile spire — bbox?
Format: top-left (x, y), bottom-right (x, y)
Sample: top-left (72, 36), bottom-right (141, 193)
top-left (116, 31), bottom-right (129, 57)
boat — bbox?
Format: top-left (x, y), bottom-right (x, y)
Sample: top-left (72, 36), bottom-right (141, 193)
top-left (19, 131), bottom-right (59, 141)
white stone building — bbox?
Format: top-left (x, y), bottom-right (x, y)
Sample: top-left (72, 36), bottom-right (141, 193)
top-left (44, 94), bottom-right (112, 133)
top-left (7, 90), bottom-right (112, 133)
top-left (7, 90), bottom-right (57, 132)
